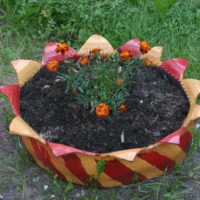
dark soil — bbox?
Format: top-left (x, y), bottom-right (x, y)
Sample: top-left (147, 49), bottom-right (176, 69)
top-left (20, 66), bottom-right (189, 153)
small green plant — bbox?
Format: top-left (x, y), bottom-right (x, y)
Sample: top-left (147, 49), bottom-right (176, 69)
top-left (96, 160), bottom-right (106, 179)
top-left (197, 95), bottom-right (200, 104)
top-left (132, 174), bottom-right (139, 183)
top-left (48, 175), bottom-right (74, 199)
top-left (59, 55), bottom-right (141, 112)
top-left (53, 49), bottom-right (144, 117)
top-left (0, 94), bottom-right (14, 128)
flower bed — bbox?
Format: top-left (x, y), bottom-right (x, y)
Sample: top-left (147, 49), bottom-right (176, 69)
top-left (20, 54), bottom-right (189, 153)
top-left (0, 35), bottom-right (200, 187)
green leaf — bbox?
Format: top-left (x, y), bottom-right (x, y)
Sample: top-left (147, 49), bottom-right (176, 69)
top-left (96, 160), bottom-right (106, 177)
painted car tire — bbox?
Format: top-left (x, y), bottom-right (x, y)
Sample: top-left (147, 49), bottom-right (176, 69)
top-left (0, 35), bottom-right (200, 188)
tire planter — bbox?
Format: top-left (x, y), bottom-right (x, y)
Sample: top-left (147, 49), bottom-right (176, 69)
top-left (1, 35), bottom-right (200, 188)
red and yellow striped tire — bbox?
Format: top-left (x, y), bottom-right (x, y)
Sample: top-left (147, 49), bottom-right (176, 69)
top-left (19, 128), bottom-right (192, 187)
top-left (0, 35), bottom-right (200, 188)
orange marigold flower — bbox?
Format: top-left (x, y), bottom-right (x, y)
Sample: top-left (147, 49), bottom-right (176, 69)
top-left (90, 48), bottom-right (101, 56)
top-left (120, 51), bottom-right (132, 61)
top-left (116, 79), bottom-right (123, 86)
top-left (119, 104), bottom-right (128, 111)
top-left (79, 56), bottom-right (89, 65)
top-left (140, 41), bottom-right (150, 53)
top-left (47, 60), bottom-right (59, 73)
top-left (55, 43), bottom-right (69, 54)
top-left (96, 103), bottom-right (110, 118)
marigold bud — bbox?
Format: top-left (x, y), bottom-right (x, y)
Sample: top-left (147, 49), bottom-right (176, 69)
top-left (143, 58), bottom-right (153, 66)
top-left (90, 48), bottom-right (101, 56)
top-left (101, 54), bottom-right (109, 60)
top-left (119, 104), bottom-right (128, 111)
top-left (71, 88), bottom-right (78, 96)
top-left (116, 79), bottom-right (123, 86)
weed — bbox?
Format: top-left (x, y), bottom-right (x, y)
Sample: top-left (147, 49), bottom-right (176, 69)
top-left (96, 160), bottom-right (106, 178)
top-left (46, 175), bottom-right (74, 199)
top-left (187, 129), bottom-right (200, 158)
top-left (197, 95), bottom-right (200, 104)
top-left (132, 174), bottom-right (139, 183)
top-left (0, 94), bottom-right (14, 128)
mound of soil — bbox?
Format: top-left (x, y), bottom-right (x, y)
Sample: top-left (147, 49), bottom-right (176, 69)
top-left (20, 66), bottom-right (189, 153)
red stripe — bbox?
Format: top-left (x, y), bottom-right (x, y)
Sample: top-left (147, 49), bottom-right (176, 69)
top-left (162, 58), bottom-right (188, 81)
top-left (119, 38), bottom-right (141, 55)
top-left (138, 151), bottom-right (176, 171)
top-left (31, 139), bottom-right (65, 179)
top-left (63, 154), bottom-right (89, 184)
top-left (103, 160), bottom-right (146, 184)
top-left (159, 127), bottom-right (183, 144)
top-left (179, 131), bottom-right (192, 153)
top-left (42, 43), bottom-right (78, 66)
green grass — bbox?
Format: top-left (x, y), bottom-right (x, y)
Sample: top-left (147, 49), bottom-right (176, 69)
top-left (1, 0), bottom-right (200, 80)
top-left (0, 29), bottom-right (43, 82)
top-left (0, 0), bottom-right (200, 199)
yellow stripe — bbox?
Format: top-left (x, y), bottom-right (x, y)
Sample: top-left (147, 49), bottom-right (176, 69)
top-left (119, 157), bottom-right (163, 179)
top-left (120, 144), bottom-right (186, 180)
top-left (78, 155), bottom-right (122, 187)
top-left (22, 137), bottom-right (185, 187)
top-left (154, 143), bottom-right (186, 164)
top-left (48, 152), bottom-right (84, 185)
top-left (11, 59), bottom-right (41, 86)
top-left (21, 136), bottom-right (47, 170)
top-left (22, 136), bottom-right (83, 185)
